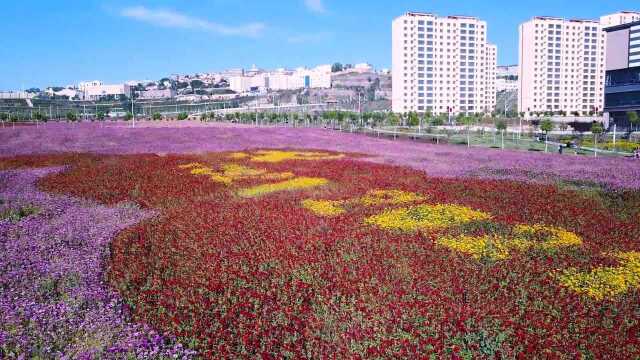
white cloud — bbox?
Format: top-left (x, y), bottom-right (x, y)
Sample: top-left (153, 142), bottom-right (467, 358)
top-left (120, 6), bottom-right (265, 38)
top-left (304, 0), bottom-right (326, 13)
top-left (287, 31), bottom-right (332, 44)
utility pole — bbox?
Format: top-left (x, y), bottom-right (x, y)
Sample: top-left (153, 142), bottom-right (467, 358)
top-left (132, 96), bottom-right (135, 128)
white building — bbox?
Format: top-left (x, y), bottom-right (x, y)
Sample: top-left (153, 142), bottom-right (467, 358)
top-left (486, 44), bottom-right (497, 109)
top-left (229, 65), bottom-right (332, 93)
top-left (83, 84), bottom-right (131, 100)
top-left (230, 73), bottom-right (269, 93)
top-left (78, 81), bottom-right (102, 91)
top-left (0, 91), bottom-right (36, 99)
top-left (518, 17), bottom-right (606, 115)
top-left (392, 12), bottom-right (497, 114)
top-left (600, 11), bottom-right (640, 28)
top-left (353, 63), bottom-right (374, 73)
top-left (496, 65), bottom-right (519, 92)
top-left (139, 88), bottom-right (176, 100)
top-left (44, 88), bottom-right (81, 99)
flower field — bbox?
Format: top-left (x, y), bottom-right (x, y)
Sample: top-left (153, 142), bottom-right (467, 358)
top-left (1, 124), bottom-right (640, 358)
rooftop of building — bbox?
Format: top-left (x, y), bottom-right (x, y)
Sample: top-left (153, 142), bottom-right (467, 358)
top-left (401, 12), bottom-right (479, 20)
top-left (530, 16), bottom-right (600, 24)
top-left (604, 19), bottom-right (640, 32)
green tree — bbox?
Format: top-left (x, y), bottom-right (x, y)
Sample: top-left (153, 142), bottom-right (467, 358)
top-left (591, 122), bottom-right (604, 158)
top-left (33, 112), bottom-right (47, 122)
top-left (431, 115), bottom-right (445, 127)
top-left (627, 111), bottom-right (639, 132)
top-left (495, 120), bottom-right (507, 150)
top-left (461, 116), bottom-right (475, 147)
top-left (387, 112), bottom-right (399, 126)
top-left (177, 112), bottom-right (189, 121)
top-left (0, 112), bottom-right (8, 126)
top-left (407, 111), bottom-right (420, 127)
top-left (66, 112), bottom-right (77, 122)
top-left (152, 112), bottom-right (162, 121)
top-left (125, 112), bottom-right (133, 121)
top-left (540, 118), bottom-right (554, 153)
top-left (97, 111), bottom-right (106, 121)
top-left (331, 63), bottom-right (343, 73)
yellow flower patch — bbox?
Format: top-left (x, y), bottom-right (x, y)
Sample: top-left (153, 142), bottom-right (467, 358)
top-left (438, 235), bottom-right (511, 261)
top-left (190, 167), bottom-right (217, 176)
top-left (249, 150), bottom-right (345, 163)
top-left (365, 204), bottom-right (492, 232)
top-left (221, 164), bottom-right (266, 178)
top-left (359, 190), bottom-right (426, 206)
top-left (261, 172), bottom-right (296, 181)
top-left (238, 177), bottom-right (329, 198)
top-left (179, 162), bottom-right (295, 186)
top-left (228, 152), bottom-right (249, 159)
top-left (513, 224), bottom-right (583, 251)
top-left (437, 224), bottom-right (583, 261)
top-left (302, 199), bottom-right (346, 217)
top-left (558, 251), bottom-right (640, 301)
top-left (301, 189), bottom-right (426, 217)
top-left (178, 162), bottom-right (205, 169)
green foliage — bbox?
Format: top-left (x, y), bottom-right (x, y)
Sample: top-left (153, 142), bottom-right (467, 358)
top-left (495, 120), bottom-right (507, 131)
top-left (461, 116), bottom-right (475, 126)
top-left (152, 112), bottom-right (162, 121)
top-left (540, 118), bottom-right (554, 133)
top-left (591, 122), bottom-right (604, 135)
top-left (431, 115), bottom-right (446, 126)
top-left (627, 111), bottom-right (639, 130)
top-left (331, 63), bottom-right (343, 73)
top-left (32, 112), bottom-right (47, 122)
top-left (407, 112), bottom-right (420, 127)
top-left (96, 111), bottom-right (106, 121)
top-left (124, 112), bottom-right (133, 121)
top-left (0, 113), bottom-right (8, 122)
top-left (65, 112), bottom-right (77, 122)
top-left (387, 112), bottom-right (399, 126)
top-left (177, 112), bottom-right (189, 121)
top-left (0, 204), bottom-right (40, 223)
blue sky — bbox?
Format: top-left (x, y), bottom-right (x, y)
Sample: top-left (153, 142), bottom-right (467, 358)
top-left (0, 0), bottom-right (637, 90)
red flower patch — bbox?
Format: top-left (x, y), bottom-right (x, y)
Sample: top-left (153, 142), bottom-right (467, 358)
top-left (27, 150), bottom-right (640, 358)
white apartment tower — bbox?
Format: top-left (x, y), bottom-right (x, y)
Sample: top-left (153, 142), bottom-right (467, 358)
top-left (600, 11), bottom-right (640, 28)
top-left (518, 17), bottom-right (606, 116)
top-left (392, 12), bottom-right (497, 114)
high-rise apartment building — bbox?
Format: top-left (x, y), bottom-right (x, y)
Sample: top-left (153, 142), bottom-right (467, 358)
top-left (600, 11), bottom-right (640, 28)
top-left (518, 17), bottom-right (606, 116)
top-left (392, 12), bottom-right (497, 114)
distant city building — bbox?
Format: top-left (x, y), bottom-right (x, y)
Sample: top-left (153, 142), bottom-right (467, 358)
top-left (604, 20), bottom-right (640, 127)
top-left (392, 12), bottom-right (497, 114)
top-left (229, 65), bottom-right (332, 93)
top-left (83, 84), bottom-right (131, 100)
top-left (0, 91), bottom-right (36, 99)
top-left (353, 63), bottom-right (374, 73)
top-left (230, 73), bottom-right (269, 93)
top-left (45, 88), bottom-right (81, 99)
top-left (600, 11), bottom-right (640, 27)
top-left (139, 88), bottom-right (176, 100)
top-left (518, 17), bottom-right (606, 116)
top-left (496, 65), bottom-right (519, 92)
top-left (78, 81), bottom-right (103, 91)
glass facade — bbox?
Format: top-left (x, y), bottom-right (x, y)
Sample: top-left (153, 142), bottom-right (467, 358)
top-left (605, 67), bottom-right (640, 128)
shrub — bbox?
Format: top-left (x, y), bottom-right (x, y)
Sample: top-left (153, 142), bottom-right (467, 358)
top-left (65, 112), bottom-right (77, 122)
top-left (152, 112), bottom-right (162, 121)
top-left (177, 112), bottom-right (189, 121)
